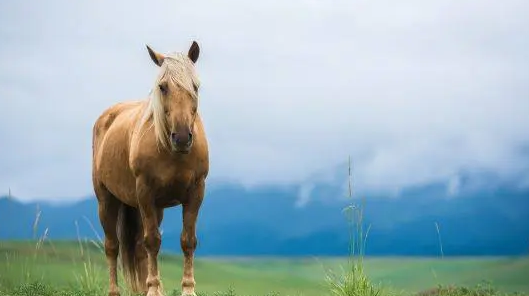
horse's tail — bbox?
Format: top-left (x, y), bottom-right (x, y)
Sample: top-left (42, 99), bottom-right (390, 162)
top-left (117, 202), bottom-right (148, 293)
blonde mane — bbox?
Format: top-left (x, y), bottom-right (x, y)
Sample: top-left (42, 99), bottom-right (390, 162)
top-left (139, 52), bottom-right (200, 149)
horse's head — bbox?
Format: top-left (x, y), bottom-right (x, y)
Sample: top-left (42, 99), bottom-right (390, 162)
top-left (146, 41), bottom-right (201, 154)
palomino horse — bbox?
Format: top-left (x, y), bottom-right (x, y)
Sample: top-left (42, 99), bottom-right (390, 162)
top-left (92, 41), bottom-right (208, 296)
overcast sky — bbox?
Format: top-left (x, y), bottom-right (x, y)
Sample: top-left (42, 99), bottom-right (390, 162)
top-left (1, 0), bottom-right (528, 202)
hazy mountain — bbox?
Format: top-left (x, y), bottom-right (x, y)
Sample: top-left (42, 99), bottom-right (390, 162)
top-left (1, 174), bottom-right (528, 257)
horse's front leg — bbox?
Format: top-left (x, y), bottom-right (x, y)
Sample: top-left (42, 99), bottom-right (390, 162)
top-left (180, 180), bottom-right (205, 296)
top-left (137, 180), bottom-right (165, 296)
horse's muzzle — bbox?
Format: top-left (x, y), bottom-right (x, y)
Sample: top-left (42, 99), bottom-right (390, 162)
top-left (170, 128), bottom-right (193, 153)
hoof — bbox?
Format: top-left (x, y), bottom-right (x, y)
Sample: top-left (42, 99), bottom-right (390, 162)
top-left (181, 288), bottom-right (196, 296)
top-left (147, 288), bottom-right (164, 296)
top-left (108, 292), bottom-right (120, 296)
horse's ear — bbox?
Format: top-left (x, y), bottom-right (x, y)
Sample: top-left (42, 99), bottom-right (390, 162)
top-left (188, 41), bottom-right (200, 63)
top-left (146, 45), bottom-right (165, 67)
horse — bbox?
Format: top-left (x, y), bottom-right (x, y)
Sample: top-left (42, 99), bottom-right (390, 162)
top-left (92, 41), bottom-right (208, 296)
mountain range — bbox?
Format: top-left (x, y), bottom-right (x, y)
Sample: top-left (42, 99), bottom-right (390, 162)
top-left (1, 170), bottom-right (528, 257)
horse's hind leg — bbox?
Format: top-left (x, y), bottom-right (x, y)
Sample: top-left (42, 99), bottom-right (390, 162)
top-left (95, 184), bottom-right (122, 296)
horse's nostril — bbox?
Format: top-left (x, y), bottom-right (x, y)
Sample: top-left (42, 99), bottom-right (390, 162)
top-left (170, 132), bottom-right (192, 146)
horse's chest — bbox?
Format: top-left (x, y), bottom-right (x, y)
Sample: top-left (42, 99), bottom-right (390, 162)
top-left (154, 172), bottom-right (197, 207)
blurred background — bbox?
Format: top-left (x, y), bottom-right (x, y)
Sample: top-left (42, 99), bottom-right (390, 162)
top-left (1, 0), bottom-right (528, 295)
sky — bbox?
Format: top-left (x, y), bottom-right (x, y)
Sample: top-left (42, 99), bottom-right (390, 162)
top-left (1, 0), bottom-right (528, 202)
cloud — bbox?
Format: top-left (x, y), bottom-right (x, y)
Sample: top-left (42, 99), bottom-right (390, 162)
top-left (0, 0), bottom-right (528, 202)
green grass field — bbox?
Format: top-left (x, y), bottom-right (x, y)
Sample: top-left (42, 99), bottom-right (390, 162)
top-left (0, 241), bottom-right (528, 296)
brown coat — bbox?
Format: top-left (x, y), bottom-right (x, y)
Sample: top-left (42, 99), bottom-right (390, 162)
top-left (92, 41), bottom-right (208, 296)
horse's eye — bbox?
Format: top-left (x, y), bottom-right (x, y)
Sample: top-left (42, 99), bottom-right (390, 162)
top-left (159, 82), bottom-right (168, 94)
top-left (193, 84), bottom-right (198, 93)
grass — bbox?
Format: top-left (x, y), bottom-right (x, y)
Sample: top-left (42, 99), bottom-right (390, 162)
top-left (1, 159), bottom-right (528, 296)
top-left (1, 241), bottom-right (529, 296)
top-left (324, 157), bottom-right (383, 296)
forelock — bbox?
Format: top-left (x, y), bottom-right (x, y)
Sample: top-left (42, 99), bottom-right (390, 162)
top-left (159, 52), bottom-right (200, 98)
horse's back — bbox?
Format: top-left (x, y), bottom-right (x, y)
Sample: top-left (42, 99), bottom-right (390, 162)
top-left (92, 100), bottom-right (145, 205)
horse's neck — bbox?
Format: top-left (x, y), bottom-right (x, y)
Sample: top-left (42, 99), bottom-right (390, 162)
top-left (131, 100), bottom-right (154, 139)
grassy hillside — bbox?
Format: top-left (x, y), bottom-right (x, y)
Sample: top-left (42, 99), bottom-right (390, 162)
top-left (1, 241), bottom-right (528, 296)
